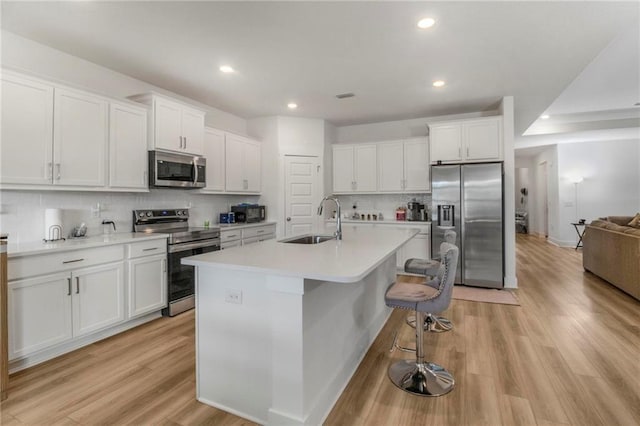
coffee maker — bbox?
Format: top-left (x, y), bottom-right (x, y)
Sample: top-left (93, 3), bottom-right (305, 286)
top-left (407, 200), bottom-right (423, 221)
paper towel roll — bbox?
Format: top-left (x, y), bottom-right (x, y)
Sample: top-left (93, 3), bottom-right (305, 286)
top-left (44, 208), bottom-right (63, 241)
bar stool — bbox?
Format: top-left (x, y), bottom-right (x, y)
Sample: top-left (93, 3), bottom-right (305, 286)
top-left (385, 241), bottom-right (459, 396)
top-left (403, 230), bottom-right (457, 333)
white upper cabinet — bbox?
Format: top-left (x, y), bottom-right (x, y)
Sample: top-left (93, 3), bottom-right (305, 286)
top-left (377, 138), bottom-right (429, 192)
top-left (202, 127), bottom-right (226, 192)
top-left (109, 102), bottom-right (148, 190)
top-left (130, 93), bottom-right (205, 156)
top-left (429, 116), bottom-right (503, 163)
top-left (225, 133), bottom-right (261, 193)
top-left (332, 144), bottom-right (377, 193)
top-left (1, 72), bottom-right (54, 185)
top-left (53, 88), bottom-right (108, 187)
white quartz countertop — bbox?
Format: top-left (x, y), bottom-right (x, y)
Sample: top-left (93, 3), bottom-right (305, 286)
top-left (183, 225), bottom-right (419, 283)
top-left (217, 221), bottom-right (276, 230)
top-left (6, 233), bottom-right (168, 258)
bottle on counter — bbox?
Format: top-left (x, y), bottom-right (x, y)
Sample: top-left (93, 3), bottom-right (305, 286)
top-left (396, 207), bottom-right (406, 221)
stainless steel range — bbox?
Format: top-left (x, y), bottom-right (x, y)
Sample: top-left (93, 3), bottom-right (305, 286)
top-left (133, 209), bottom-right (220, 316)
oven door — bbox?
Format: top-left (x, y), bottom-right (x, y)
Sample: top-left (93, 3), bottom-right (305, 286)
top-left (167, 239), bottom-right (220, 305)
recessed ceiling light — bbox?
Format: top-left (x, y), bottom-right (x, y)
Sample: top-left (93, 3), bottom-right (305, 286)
top-left (540, 114), bottom-right (550, 119)
top-left (432, 80), bottom-right (445, 87)
top-left (287, 103), bottom-right (298, 109)
top-left (219, 65), bottom-right (234, 73)
top-left (417, 17), bottom-right (436, 29)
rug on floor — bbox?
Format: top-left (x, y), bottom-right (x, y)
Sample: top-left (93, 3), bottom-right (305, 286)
top-left (452, 285), bottom-right (520, 305)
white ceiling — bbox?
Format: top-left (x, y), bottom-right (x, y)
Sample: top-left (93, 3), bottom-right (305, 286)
top-left (2, 1), bottom-right (638, 138)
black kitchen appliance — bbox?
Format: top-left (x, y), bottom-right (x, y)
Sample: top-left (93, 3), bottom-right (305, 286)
top-left (231, 205), bottom-right (266, 223)
top-left (133, 209), bottom-right (220, 316)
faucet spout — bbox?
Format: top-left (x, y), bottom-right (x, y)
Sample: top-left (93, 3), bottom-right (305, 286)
top-left (102, 220), bottom-right (116, 232)
top-left (317, 196), bottom-right (342, 240)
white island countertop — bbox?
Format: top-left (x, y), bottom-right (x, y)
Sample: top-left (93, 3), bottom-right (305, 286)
top-left (183, 225), bottom-right (419, 283)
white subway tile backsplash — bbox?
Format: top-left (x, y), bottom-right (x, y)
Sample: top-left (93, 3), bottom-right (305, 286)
top-left (0, 189), bottom-right (260, 244)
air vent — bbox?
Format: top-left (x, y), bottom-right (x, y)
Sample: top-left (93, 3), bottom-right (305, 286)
top-left (336, 93), bottom-right (355, 99)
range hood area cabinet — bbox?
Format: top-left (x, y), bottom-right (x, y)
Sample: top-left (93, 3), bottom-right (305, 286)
top-left (332, 137), bottom-right (429, 194)
top-left (0, 70), bottom-right (148, 192)
top-left (429, 116), bottom-right (503, 164)
top-left (129, 93), bottom-right (205, 156)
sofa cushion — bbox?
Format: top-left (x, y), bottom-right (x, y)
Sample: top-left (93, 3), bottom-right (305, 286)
top-left (623, 227), bottom-right (640, 237)
top-left (627, 213), bottom-right (640, 228)
top-left (603, 222), bottom-right (631, 233)
top-left (607, 216), bottom-right (634, 226)
top-left (589, 220), bottom-right (608, 228)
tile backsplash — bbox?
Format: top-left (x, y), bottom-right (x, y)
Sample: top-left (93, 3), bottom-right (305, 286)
top-left (0, 189), bottom-right (259, 244)
top-left (335, 193), bottom-right (431, 220)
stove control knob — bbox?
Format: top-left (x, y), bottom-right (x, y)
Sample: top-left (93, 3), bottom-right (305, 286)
top-left (138, 212), bottom-right (145, 218)
top-left (181, 210), bottom-right (187, 216)
top-left (146, 211), bottom-right (152, 217)
top-left (176, 211), bottom-right (181, 216)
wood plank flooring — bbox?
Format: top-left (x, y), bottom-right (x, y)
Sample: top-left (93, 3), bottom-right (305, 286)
top-left (1, 234), bottom-right (639, 425)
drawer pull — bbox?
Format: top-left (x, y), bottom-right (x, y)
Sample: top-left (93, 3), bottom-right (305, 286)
top-left (227, 234), bottom-right (238, 238)
top-left (62, 258), bottom-right (85, 264)
top-left (142, 247), bottom-right (158, 251)
top-left (257, 230), bottom-right (265, 234)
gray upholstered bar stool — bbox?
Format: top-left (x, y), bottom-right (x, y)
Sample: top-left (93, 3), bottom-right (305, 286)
top-left (385, 242), bottom-right (459, 396)
top-left (403, 230), bottom-right (457, 333)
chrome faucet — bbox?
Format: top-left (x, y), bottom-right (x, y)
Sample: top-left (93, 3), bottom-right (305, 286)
top-left (101, 220), bottom-right (116, 232)
top-left (317, 196), bottom-right (342, 240)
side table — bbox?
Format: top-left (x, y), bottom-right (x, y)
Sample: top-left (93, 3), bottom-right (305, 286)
top-left (571, 222), bottom-right (586, 250)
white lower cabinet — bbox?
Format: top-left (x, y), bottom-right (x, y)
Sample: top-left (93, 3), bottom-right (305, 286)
top-left (220, 224), bottom-right (276, 248)
top-left (8, 262), bottom-right (125, 359)
top-left (128, 254), bottom-right (167, 319)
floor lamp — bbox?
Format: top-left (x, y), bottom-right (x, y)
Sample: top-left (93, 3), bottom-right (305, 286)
top-left (571, 176), bottom-right (583, 222)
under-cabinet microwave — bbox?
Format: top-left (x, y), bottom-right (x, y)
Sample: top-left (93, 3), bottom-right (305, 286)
top-left (149, 151), bottom-right (206, 189)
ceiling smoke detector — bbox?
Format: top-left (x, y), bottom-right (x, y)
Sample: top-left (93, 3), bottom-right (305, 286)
top-left (336, 93), bottom-right (355, 99)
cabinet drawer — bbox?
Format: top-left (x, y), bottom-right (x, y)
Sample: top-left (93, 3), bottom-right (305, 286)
top-left (220, 230), bottom-right (242, 243)
top-left (8, 246), bottom-right (124, 280)
top-left (127, 239), bottom-right (167, 259)
top-left (243, 224), bottom-right (276, 239)
top-left (221, 240), bottom-right (242, 250)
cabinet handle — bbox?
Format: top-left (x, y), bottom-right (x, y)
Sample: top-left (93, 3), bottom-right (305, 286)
top-left (47, 162), bottom-right (53, 180)
top-left (67, 278), bottom-right (72, 296)
top-left (56, 163), bottom-right (61, 180)
top-left (143, 247), bottom-right (158, 251)
top-left (179, 136), bottom-right (183, 149)
top-left (227, 234), bottom-right (238, 238)
top-left (75, 276), bottom-right (80, 294)
top-left (184, 137), bottom-right (187, 149)
top-left (62, 258), bottom-right (85, 264)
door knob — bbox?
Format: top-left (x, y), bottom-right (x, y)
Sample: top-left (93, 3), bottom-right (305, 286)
top-left (286, 217), bottom-right (291, 221)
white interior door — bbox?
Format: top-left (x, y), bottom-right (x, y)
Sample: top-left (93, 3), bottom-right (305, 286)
top-left (285, 156), bottom-right (320, 237)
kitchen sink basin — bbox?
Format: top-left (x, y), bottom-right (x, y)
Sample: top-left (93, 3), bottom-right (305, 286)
top-left (280, 234), bottom-right (336, 244)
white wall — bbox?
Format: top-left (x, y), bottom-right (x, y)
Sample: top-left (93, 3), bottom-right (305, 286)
top-left (248, 116), bottom-right (330, 238)
top-left (1, 30), bottom-right (248, 134)
top-left (499, 96), bottom-right (517, 288)
top-left (555, 139), bottom-right (640, 245)
top-left (0, 189), bottom-right (259, 244)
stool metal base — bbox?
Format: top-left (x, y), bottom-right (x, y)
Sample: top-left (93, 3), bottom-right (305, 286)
top-left (405, 314), bottom-right (453, 333)
top-left (388, 360), bottom-right (455, 397)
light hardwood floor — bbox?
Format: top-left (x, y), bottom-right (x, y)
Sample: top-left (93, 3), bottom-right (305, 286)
top-left (1, 234), bottom-right (639, 425)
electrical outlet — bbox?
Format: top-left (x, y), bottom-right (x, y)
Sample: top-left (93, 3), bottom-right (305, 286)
top-left (225, 288), bottom-right (242, 304)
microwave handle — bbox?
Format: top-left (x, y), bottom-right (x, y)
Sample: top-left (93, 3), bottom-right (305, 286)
top-left (193, 160), bottom-right (198, 185)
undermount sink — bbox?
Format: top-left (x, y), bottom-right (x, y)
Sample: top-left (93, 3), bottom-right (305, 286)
top-left (280, 234), bottom-right (336, 244)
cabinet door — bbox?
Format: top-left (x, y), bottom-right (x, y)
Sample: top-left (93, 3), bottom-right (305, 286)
top-left (1, 73), bottom-right (54, 185)
top-left (181, 108), bottom-right (205, 155)
top-left (464, 117), bottom-right (502, 161)
top-left (332, 145), bottom-right (355, 193)
top-left (377, 141), bottom-right (404, 192)
top-left (403, 139), bottom-right (430, 192)
top-left (203, 128), bottom-right (226, 191)
top-left (8, 273), bottom-right (72, 359)
top-left (225, 134), bottom-right (245, 192)
top-left (243, 140), bottom-right (261, 192)
top-left (72, 263), bottom-right (125, 338)
top-left (154, 98), bottom-right (183, 152)
top-left (109, 103), bottom-right (148, 189)
top-left (53, 88), bottom-right (107, 186)
top-left (354, 144), bottom-right (377, 192)
top-left (429, 124), bottom-right (462, 163)
top-left (128, 255), bottom-right (167, 319)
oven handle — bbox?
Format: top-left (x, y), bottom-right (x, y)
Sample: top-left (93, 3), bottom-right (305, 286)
top-left (169, 238), bottom-right (220, 253)
top-left (193, 160), bottom-right (198, 185)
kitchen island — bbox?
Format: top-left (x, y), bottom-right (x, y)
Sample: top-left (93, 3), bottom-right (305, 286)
top-left (183, 225), bottom-right (419, 425)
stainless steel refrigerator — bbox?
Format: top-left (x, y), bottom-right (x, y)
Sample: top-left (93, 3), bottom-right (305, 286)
top-left (431, 163), bottom-right (504, 288)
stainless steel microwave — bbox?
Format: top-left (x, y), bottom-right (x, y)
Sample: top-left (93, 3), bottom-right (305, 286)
top-left (149, 151), bottom-right (206, 188)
